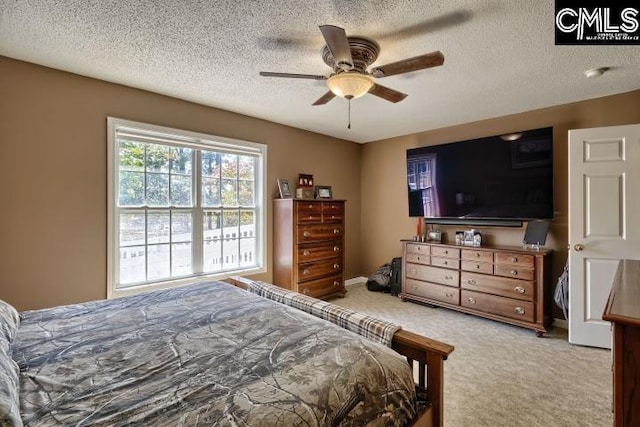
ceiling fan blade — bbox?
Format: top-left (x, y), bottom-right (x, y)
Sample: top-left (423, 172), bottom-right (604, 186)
top-left (370, 51), bottom-right (444, 78)
top-left (319, 25), bottom-right (354, 70)
top-left (368, 83), bottom-right (407, 103)
top-left (259, 71), bottom-right (326, 80)
top-left (312, 91), bottom-right (336, 106)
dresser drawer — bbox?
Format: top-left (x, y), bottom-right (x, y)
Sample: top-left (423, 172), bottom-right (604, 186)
top-left (298, 275), bottom-right (343, 299)
top-left (461, 290), bottom-right (534, 322)
top-left (406, 263), bottom-right (459, 287)
top-left (431, 257), bottom-right (459, 270)
top-left (495, 252), bottom-right (534, 268)
top-left (494, 264), bottom-right (535, 281)
top-left (296, 202), bottom-right (323, 223)
top-left (298, 225), bottom-right (343, 242)
top-left (461, 272), bottom-right (534, 301)
top-left (461, 249), bottom-right (493, 263)
top-left (406, 253), bottom-right (430, 265)
top-left (298, 242), bottom-right (342, 262)
top-left (405, 278), bottom-right (459, 305)
top-left (461, 260), bottom-right (493, 275)
top-left (406, 243), bottom-right (430, 256)
top-left (431, 246), bottom-right (460, 259)
top-left (322, 202), bottom-right (344, 223)
top-left (298, 257), bottom-right (342, 281)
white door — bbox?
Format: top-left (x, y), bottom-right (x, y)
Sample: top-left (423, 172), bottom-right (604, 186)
top-left (568, 123), bottom-right (640, 349)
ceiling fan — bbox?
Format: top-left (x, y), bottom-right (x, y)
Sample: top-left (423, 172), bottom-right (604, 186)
top-left (259, 25), bottom-right (445, 106)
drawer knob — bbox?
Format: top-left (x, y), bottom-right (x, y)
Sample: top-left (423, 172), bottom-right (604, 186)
top-left (333, 229), bottom-right (340, 235)
top-left (514, 286), bottom-right (525, 294)
top-left (333, 263), bottom-right (340, 269)
top-left (445, 275), bottom-right (453, 280)
top-left (467, 279), bottom-right (476, 285)
top-left (333, 246), bottom-right (340, 252)
top-left (303, 289), bottom-right (309, 295)
top-left (331, 215), bottom-right (336, 219)
top-left (467, 297), bottom-right (476, 304)
top-left (417, 247), bottom-right (422, 252)
top-left (511, 256), bottom-right (518, 262)
top-left (475, 253), bottom-right (480, 257)
top-left (443, 260), bottom-right (448, 265)
top-left (302, 269), bottom-right (310, 275)
top-left (475, 264), bottom-right (481, 269)
top-left (515, 306), bottom-right (525, 315)
top-left (412, 285), bottom-right (417, 290)
top-left (303, 231), bottom-right (310, 238)
top-left (444, 250), bottom-right (449, 254)
top-left (446, 292), bottom-right (454, 298)
top-left (334, 280), bottom-right (340, 286)
top-left (308, 204), bottom-right (313, 209)
top-left (417, 256), bottom-right (421, 261)
top-left (511, 270), bottom-right (518, 276)
top-left (303, 250), bottom-right (310, 256)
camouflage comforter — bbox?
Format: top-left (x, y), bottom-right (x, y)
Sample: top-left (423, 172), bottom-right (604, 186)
top-left (11, 281), bottom-right (416, 426)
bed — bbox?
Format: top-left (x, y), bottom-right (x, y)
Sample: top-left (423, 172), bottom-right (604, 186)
top-left (0, 278), bottom-right (453, 426)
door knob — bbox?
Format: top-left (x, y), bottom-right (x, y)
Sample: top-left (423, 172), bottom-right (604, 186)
top-left (574, 244), bottom-right (585, 251)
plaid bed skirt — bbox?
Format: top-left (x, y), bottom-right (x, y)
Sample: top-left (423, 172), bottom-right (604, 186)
top-left (246, 281), bottom-right (401, 347)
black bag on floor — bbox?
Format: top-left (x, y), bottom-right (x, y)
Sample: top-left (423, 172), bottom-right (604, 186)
top-left (389, 257), bottom-right (402, 296)
top-left (366, 263), bottom-right (392, 292)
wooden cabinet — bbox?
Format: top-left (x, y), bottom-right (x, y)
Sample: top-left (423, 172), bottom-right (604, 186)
top-left (400, 241), bottom-right (552, 335)
top-left (273, 199), bottom-right (346, 299)
top-left (602, 260), bottom-right (640, 427)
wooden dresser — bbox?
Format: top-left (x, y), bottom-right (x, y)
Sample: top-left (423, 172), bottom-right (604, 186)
top-left (400, 241), bottom-right (552, 335)
top-left (602, 259), bottom-right (640, 427)
top-left (273, 199), bottom-right (346, 299)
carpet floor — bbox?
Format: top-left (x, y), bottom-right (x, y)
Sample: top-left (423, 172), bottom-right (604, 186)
top-left (331, 283), bottom-right (612, 427)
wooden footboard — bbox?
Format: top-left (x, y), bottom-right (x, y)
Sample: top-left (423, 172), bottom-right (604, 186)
top-left (227, 276), bottom-right (454, 427)
top-left (392, 329), bottom-right (454, 427)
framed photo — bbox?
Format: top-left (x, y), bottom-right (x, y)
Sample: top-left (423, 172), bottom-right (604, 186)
top-left (295, 187), bottom-right (314, 199)
top-left (277, 178), bottom-right (292, 198)
top-left (315, 185), bottom-right (333, 199)
top-left (298, 174), bottom-right (314, 188)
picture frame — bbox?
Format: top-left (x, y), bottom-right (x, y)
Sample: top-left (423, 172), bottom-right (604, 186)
top-left (298, 174), bottom-right (314, 188)
top-left (295, 187), bottom-right (314, 199)
top-left (277, 178), bottom-right (292, 198)
top-left (315, 185), bottom-right (333, 199)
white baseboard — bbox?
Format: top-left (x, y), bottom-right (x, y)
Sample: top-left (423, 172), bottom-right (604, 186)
top-left (345, 276), bottom-right (368, 286)
top-left (553, 318), bottom-right (568, 329)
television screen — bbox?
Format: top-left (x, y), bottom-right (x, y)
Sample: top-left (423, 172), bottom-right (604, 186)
top-left (407, 127), bottom-right (553, 221)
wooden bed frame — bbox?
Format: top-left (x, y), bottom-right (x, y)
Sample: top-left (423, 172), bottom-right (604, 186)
top-left (228, 277), bottom-right (454, 427)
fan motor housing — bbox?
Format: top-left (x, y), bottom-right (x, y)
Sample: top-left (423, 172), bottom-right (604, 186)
top-left (322, 37), bottom-right (379, 74)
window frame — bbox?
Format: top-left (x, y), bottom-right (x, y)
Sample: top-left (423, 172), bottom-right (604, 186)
top-left (107, 117), bottom-right (267, 299)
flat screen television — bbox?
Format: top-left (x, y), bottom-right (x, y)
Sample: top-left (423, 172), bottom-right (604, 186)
top-left (406, 127), bottom-right (553, 224)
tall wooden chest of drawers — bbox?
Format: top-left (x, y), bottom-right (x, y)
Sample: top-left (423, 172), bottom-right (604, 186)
top-left (273, 199), bottom-right (346, 299)
top-left (401, 241), bottom-right (552, 335)
top-left (602, 260), bottom-right (640, 427)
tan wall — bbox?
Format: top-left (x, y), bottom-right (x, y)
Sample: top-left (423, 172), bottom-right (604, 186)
top-left (0, 56), bottom-right (362, 311)
top-left (360, 90), bottom-right (640, 318)
top-left (2, 54), bottom-right (638, 314)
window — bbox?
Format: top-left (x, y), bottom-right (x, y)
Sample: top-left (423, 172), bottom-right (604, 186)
top-left (107, 118), bottom-right (266, 298)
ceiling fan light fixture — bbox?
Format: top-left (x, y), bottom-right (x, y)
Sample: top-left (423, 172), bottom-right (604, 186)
top-left (327, 72), bottom-right (374, 100)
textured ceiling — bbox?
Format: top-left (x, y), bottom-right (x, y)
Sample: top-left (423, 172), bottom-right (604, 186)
top-left (1, 0), bottom-right (639, 143)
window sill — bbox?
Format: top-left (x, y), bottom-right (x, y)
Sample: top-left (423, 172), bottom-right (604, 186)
top-left (107, 266), bottom-right (267, 299)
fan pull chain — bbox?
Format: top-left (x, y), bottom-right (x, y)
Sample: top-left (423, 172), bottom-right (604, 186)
top-left (347, 98), bottom-right (351, 129)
